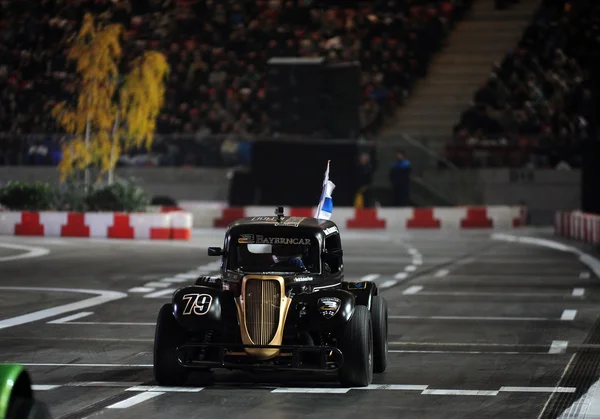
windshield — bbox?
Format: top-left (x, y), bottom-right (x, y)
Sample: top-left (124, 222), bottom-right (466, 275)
top-left (229, 233), bottom-right (320, 274)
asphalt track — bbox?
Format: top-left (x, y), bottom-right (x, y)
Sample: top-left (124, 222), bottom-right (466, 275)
top-left (1, 228), bottom-right (600, 419)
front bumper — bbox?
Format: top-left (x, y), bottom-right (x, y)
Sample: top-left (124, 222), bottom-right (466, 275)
top-left (176, 343), bottom-right (344, 372)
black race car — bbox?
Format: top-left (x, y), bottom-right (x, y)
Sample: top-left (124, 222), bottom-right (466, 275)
top-left (153, 207), bottom-right (388, 387)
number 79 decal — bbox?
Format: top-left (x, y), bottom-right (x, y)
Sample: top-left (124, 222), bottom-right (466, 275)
top-left (182, 293), bottom-right (213, 315)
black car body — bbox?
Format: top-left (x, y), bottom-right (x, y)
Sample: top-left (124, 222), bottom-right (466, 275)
top-left (153, 208), bottom-right (388, 387)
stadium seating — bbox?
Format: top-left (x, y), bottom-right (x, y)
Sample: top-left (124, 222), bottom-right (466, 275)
top-left (0, 0), bottom-right (472, 167)
top-left (445, 0), bottom-right (599, 169)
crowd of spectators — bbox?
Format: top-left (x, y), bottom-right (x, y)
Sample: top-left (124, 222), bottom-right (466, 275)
top-left (0, 0), bottom-right (471, 167)
top-left (446, 0), bottom-right (600, 169)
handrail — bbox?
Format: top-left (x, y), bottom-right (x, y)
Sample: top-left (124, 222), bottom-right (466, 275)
top-left (400, 133), bottom-right (459, 171)
top-left (411, 175), bottom-right (456, 206)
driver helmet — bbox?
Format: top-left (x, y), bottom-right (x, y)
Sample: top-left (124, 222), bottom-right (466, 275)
top-left (272, 244), bottom-right (306, 265)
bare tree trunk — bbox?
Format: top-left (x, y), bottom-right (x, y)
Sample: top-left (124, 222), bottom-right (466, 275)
top-left (108, 113), bottom-right (119, 185)
top-left (84, 114), bottom-right (91, 192)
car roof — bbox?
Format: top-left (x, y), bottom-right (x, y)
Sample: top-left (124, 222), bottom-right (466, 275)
top-left (226, 216), bottom-right (339, 236)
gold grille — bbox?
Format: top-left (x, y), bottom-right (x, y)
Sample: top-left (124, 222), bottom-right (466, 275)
top-left (244, 279), bottom-right (281, 345)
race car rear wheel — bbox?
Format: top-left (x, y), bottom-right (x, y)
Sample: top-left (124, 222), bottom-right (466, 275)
top-left (337, 305), bottom-right (374, 387)
top-left (154, 303), bottom-right (190, 386)
top-left (371, 295), bottom-right (388, 373)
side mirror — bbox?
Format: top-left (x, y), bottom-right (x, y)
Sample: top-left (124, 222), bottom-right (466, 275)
top-left (208, 247), bottom-right (224, 256)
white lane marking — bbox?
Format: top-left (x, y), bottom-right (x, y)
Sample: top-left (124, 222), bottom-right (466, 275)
top-left (0, 287), bottom-right (127, 330)
top-left (128, 287), bottom-right (155, 293)
top-left (174, 272), bottom-right (202, 280)
top-left (390, 350), bottom-right (554, 355)
top-left (407, 248), bottom-right (419, 255)
top-left (272, 388), bottom-right (350, 394)
top-left (47, 312), bottom-right (93, 324)
top-left (580, 271), bottom-right (591, 279)
top-left (107, 391), bottom-right (164, 409)
top-left (412, 258), bottom-right (423, 265)
top-left (549, 341), bottom-right (569, 354)
top-left (421, 389), bottom-right (499, 396)
top-left (415, 291), bottom-right (575, 298)
top-left (572, 288), bottom-right (585, 297)
top-left (434, 269), bottom-right (449, 278)
top-left (162, 277), bottom-right (190, 283)
top-left (7, 363), bottom-right (153, 367)
top-left (405, 265), bottom-right (417, 272)
top-left (379, 280), bottom-right (399, 289)
top-left (390, 315), bottom-right (562, 321)
top-left (363, 384), bottom-right (428, 390)
top-left (144, 282), bottom-right (170, 288)
top-left (55, 321), bottom-right (155, 326)
top-left (491, 233), bottom-right (600, 278)
top-left (360, 274), bottom-right (380, 282)
top-left (500, 386), bottom-right (576, 393)
top-left (32, 385), bottom-right (60, 390)
top-left (394, 272), bottom-right (408, 280)
top-left (561, 310), bottom-right (577, 321)
top-left (0, 242), bottom-right (50, 262)
top-left (402, 285), bottom-right (423, 295)
top-left (126, 386), bottom-right (203, 393)
top-left (144, 289), bottom-right (176, 299)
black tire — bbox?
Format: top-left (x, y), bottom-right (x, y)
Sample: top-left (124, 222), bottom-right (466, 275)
top-left (371, 295), bottom-right (388, 373)
top-left (337, 305), bottom-right (374, 387)
top-left (7, 398), bottom-right (52, 419)
top-left (153, 303), bottom-right (190, 386)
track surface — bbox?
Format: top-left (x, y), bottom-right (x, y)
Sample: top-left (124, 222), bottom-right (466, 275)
top-left (0, 229), bottom-right (599, 418)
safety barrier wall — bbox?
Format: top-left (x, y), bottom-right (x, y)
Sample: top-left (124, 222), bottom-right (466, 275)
top-left (554, 211), bottom-right (600, 245)
top-left (150, 204), bottom-right (526, 230)
top-left (0, 211), bottom-right (193, 240)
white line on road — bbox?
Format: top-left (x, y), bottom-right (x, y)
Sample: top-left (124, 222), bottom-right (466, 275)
top-left (144, 282), bottom-right (170, 288)
top-left (434, 269), bottom-right (449, 278)
top-left (5, 363), bottom-right (153, 368)
top-left (126, 386), bottom-right (203, 393)
top-left (0, 242), bottom-right (50, 262)
top-left (572, 288), bottom-right (585, 297)
top-left (379, 280), bottom-right (399, 289)
top-left (128, 287), bottom-right (154, 293)
top-left (174, 272), bottom-right (202, 280)
top-left (500, 386), bottom-right (576, 393)
top-left (407, 248), bottom-right (419, 255)
top-left (144, 289), bottom-right (176, 299)
top-left (0, 287), bottom-right (127, 330)
top-left (421, 389), bottom-right (499, 396)
top-left (360, 274), bottom-right (380, 282)
top-left (405, 265), bottom-right (417, 272)
top-left (549, 341), bottom-right (569, 354)
top-left (394, 272), bottom-right (408, 280)
top-left (561, 310), bottom-right (577, 321)
top-left (402, 285), bottom-right (423, 295)
top-left (47, 312), bottom-right (93, 324)
top-left (272, 388), bottom-right (350, 394)
top-left (390, 315), bottom-right (564, 321)
top-left (412, 259), bottom-right (423, 265)
top-left (580, 271), bottom-right (591, 279)
top-left (55, 321), bottom-right (155, 326)
top-left (32, 385), bottom-right (61, 390)
top-left (107, 392), bottom-right (164, 409)
top-left (162, 277), bottom-right (190, 283)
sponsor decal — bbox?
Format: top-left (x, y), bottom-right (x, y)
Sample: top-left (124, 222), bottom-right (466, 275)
top-left (275, 216), bottom-right (306, 227)
top-left (347, 281), bottom-right (367, 289)
top-left (323, 226), bottom-right (338, 236)
top-left (182, 293), bottom-right (212, 316)
top-left (318, 297), bottom-right (341, 319)
top-left (251, 216), bottom-right (277, 221)
top-left (239, 234), bottom-right (311, 245)
top-left (238, 234), bottom-right (255, 244)
top-left (295, 276), bottom-right (313, 282)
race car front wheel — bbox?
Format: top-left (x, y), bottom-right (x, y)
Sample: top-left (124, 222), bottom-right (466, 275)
top-left (153, 303), bottom-right (190, 386)
top-left (371, 295), bottom-right (388, 373)
top-left (337, 305), bottom-right (374, 387)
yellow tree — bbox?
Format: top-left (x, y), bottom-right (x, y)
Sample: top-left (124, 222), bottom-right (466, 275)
top-left (107, 51), bottom-right (170, 184)
top-left (51, 13), bottom-right (122, 186)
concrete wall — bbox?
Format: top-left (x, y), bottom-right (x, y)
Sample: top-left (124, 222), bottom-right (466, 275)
top-left (0, 167), bottom-right (580, 225)
top-left (424, 169), bottom-right (580, 225)
top-left (0, 166), bottom-right (231, 201)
